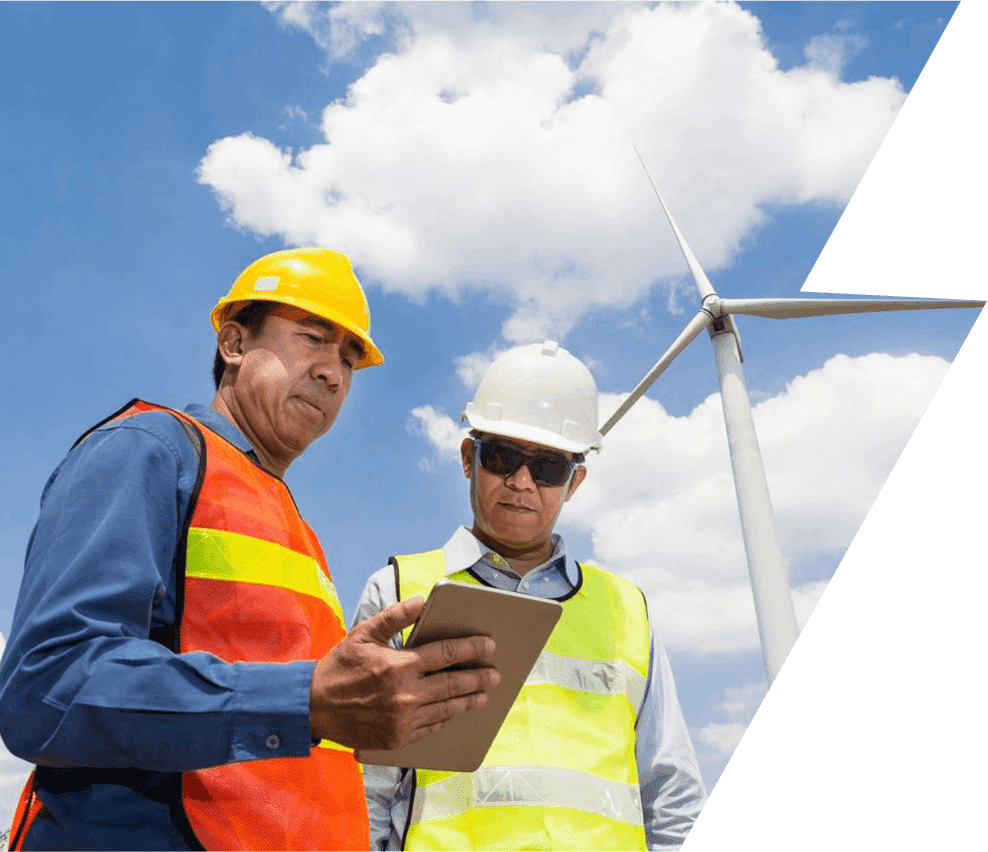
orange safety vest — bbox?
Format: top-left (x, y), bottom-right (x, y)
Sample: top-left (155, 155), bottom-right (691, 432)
top-left (9, 400), bottom-right (368, 851)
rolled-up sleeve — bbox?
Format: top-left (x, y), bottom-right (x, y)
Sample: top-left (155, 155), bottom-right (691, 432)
top-left (0, 415), bottom-right (315, 773)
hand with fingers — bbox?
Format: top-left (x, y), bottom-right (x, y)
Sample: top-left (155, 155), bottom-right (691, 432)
top-left (309, 597), bottom-right (500, 751)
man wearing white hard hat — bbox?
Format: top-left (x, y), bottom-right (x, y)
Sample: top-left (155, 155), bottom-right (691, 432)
top-left (353, 341), bottom-right (706, 851)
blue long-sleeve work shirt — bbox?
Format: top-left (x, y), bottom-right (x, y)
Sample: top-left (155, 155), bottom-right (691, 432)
top-left (0, 404), bottom-right (317, 849)
top-left (354, 526), bottom-right (707, 851)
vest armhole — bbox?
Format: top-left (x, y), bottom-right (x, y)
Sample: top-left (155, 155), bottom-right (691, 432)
top-left (169, 416), bottom-right (207, 654)
top-left (170, 774), bottom-right (207, 851)
top-left (8, 769), bottom-right (37, 852)
top-left (147, 410), bottom-right (207, 654)
top-left (389, 556), bottom-right (400, 602)
top-left (70, 398), bottom-right (143, 449)
top-left (400, 769), bottom-right (418, 850)
top-left (637, 588), bottom-right (651, 721)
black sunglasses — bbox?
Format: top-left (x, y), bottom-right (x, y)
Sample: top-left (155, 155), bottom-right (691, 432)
top-left (473, 437), bottom-right (577, 488)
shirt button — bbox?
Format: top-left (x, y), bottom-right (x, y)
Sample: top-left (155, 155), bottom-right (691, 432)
top-left (542, 577), bottom-right (550, 584)
top-left (522, 580), bottom-right (530, 590)
top-left (265, 734), bottom-right (281, 750)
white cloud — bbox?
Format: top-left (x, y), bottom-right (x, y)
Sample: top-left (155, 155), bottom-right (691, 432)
top-left (199, 2), bottom-right (904, 344)
top-left (264, 1), bottom-right (395, 61)
top-left (455, 350), bottom-right (497, 392)
top-left (693, 681), bottom-right (767, 781)
top-left (715, 682), bottom-right (768, 723)
top-left (412, 352), bottom-right (949, 656)
top-left (266, 1), bottom-right (628, 63)
top-left (279, 104), bottom-right (309, 128)
top-left (804, 19), bottom-right (869, 77)
top-left (695, 721), bottom-right (748, 758)
top-left (409, 405), bottom-right (469, 464)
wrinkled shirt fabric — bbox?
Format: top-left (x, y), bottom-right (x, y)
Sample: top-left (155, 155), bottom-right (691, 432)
top-left (0, 404), bottom-right (316, 850)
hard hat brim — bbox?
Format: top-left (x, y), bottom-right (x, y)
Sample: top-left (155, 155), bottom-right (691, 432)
top-left (211, 296), bottom-right (384, 369)
top-left (465, 413), bottom-right (601, 455)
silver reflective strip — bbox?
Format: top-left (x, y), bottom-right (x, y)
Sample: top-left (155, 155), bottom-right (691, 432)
top-left (414, 766), bottom-right (643, 825)
top-left (528, 651), bottom-right (646, 713)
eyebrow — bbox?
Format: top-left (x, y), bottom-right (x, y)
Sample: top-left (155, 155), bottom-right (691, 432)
top-left (299, 317), bottom-right (366, 361)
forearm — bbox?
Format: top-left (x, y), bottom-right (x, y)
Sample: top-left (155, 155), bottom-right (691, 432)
top-left (2, 636), bottom-right (317, 772)
top-left (0, 418), bottom-right (315, 772)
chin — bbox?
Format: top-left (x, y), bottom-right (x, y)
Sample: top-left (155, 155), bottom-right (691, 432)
top-left (490, 525), bottom-right (543, 548)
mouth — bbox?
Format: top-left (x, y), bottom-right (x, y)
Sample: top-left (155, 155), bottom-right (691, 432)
top-left (294, 395), bottom-right (325, 416)
top-left (499, 502), bottom-right (535, 513)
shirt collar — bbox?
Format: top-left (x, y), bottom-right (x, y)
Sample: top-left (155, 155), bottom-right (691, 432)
top-left (184, 403), bottom-right (259, 459)
top-left (441, 525), bottom-right (580, 588)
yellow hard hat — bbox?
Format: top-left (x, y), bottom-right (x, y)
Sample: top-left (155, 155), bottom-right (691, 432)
top-left (210, 248), bottom-right (384, 369)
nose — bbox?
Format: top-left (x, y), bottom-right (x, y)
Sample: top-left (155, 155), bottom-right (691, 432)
top-left (312, 346), bottom-right (345, 390)
top-left (503, 462), bottom-right (537, 491)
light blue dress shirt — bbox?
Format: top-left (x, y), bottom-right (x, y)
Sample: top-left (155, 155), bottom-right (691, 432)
top-left (352, 525), bottom-right (707, 851)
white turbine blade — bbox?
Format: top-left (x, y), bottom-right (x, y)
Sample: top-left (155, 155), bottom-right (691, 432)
top-left (635, 148), bottom-right (717, 300)
top-left (719, 297), bottom-right (984, 320)
top-left (600, 309), bottom-right (712, 436)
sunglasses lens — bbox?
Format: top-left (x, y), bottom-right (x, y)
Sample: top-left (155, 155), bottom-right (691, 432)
top-left (478, 440), bottom-right (572, 487)
top-left (529, 456), bottom-right (571, 487)
top-left (478, 441), bottom-right (519, 476)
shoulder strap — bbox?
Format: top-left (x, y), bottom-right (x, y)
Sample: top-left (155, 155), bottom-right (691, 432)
top-left (79, 401), bottom-right (208, 651)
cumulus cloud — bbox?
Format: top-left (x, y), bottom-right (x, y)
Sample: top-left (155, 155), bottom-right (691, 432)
top-left (693, 680), bottom-right (767, 785)
top-left (412, 352), bottom-right (949, 656)
top-left (409, 405), bottom-right (469, 470)
top-left (199, 1), bottom-right (904, 344)
top-left (266, 1), bottom-right (628, 63)
top-left (264, 1), bottom-right (397, 61)
top-left (804, 18), bottom-right (869, 77)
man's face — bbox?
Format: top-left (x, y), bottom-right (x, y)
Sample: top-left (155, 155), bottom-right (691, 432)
top-left (461, 433), bottom-right (586, 560)
top-left (219, 304), bottom-right (363, 473)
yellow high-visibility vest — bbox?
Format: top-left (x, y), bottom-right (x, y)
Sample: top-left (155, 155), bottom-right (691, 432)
top-left (394, 549), bottom-right (650, 851)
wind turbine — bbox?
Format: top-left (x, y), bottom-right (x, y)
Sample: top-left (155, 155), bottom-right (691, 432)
top-left (601, 152), bottom-right (984, 685)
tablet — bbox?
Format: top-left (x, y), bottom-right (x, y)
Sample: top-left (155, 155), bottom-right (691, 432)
top-left (355, 579), bottom-right (563, 772)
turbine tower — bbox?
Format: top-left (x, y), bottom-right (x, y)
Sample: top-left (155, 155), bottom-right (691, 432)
top-left (601, 153), bottom-right (984, 684)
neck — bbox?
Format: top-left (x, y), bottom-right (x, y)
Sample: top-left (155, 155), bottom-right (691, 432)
top-left (470, 525), bottom-right (554, 576)
top-left (210, 390), bottom-right (289, 478)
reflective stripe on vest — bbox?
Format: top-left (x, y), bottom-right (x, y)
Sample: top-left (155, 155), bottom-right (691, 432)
top-left (5, 400), bottom-right (368, 852)
top-left (169, 402), bottom-right (367, 851)
top-left (395, 548), bottom-right (649, 851)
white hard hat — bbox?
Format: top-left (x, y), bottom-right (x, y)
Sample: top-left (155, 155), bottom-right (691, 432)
top-left (462, 341), bottom-right (603, 454)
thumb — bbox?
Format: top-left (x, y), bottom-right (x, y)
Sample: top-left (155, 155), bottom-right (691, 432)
top-left (357, 597), bottom-right (425, 645)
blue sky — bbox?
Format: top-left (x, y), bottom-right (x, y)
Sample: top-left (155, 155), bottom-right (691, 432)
top-left (0, 0), bottom-right (979, 832)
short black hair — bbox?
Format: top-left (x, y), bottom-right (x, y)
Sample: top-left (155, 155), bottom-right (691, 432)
top-left (212, 301), bottom-right (274, 390)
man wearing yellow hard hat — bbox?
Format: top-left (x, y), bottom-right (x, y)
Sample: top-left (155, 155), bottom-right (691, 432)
top-left (0, 248), bottom-right (499, 851)
top-left (355, 342), bottom-right (706, 851)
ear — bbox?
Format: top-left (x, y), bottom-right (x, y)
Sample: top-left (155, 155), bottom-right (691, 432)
top-left (216, 321), bottom-right (247, 371)
top-left (564, 464), bottom-right (587, 502)
top-left (460, 437), bottom-right (474, 480)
